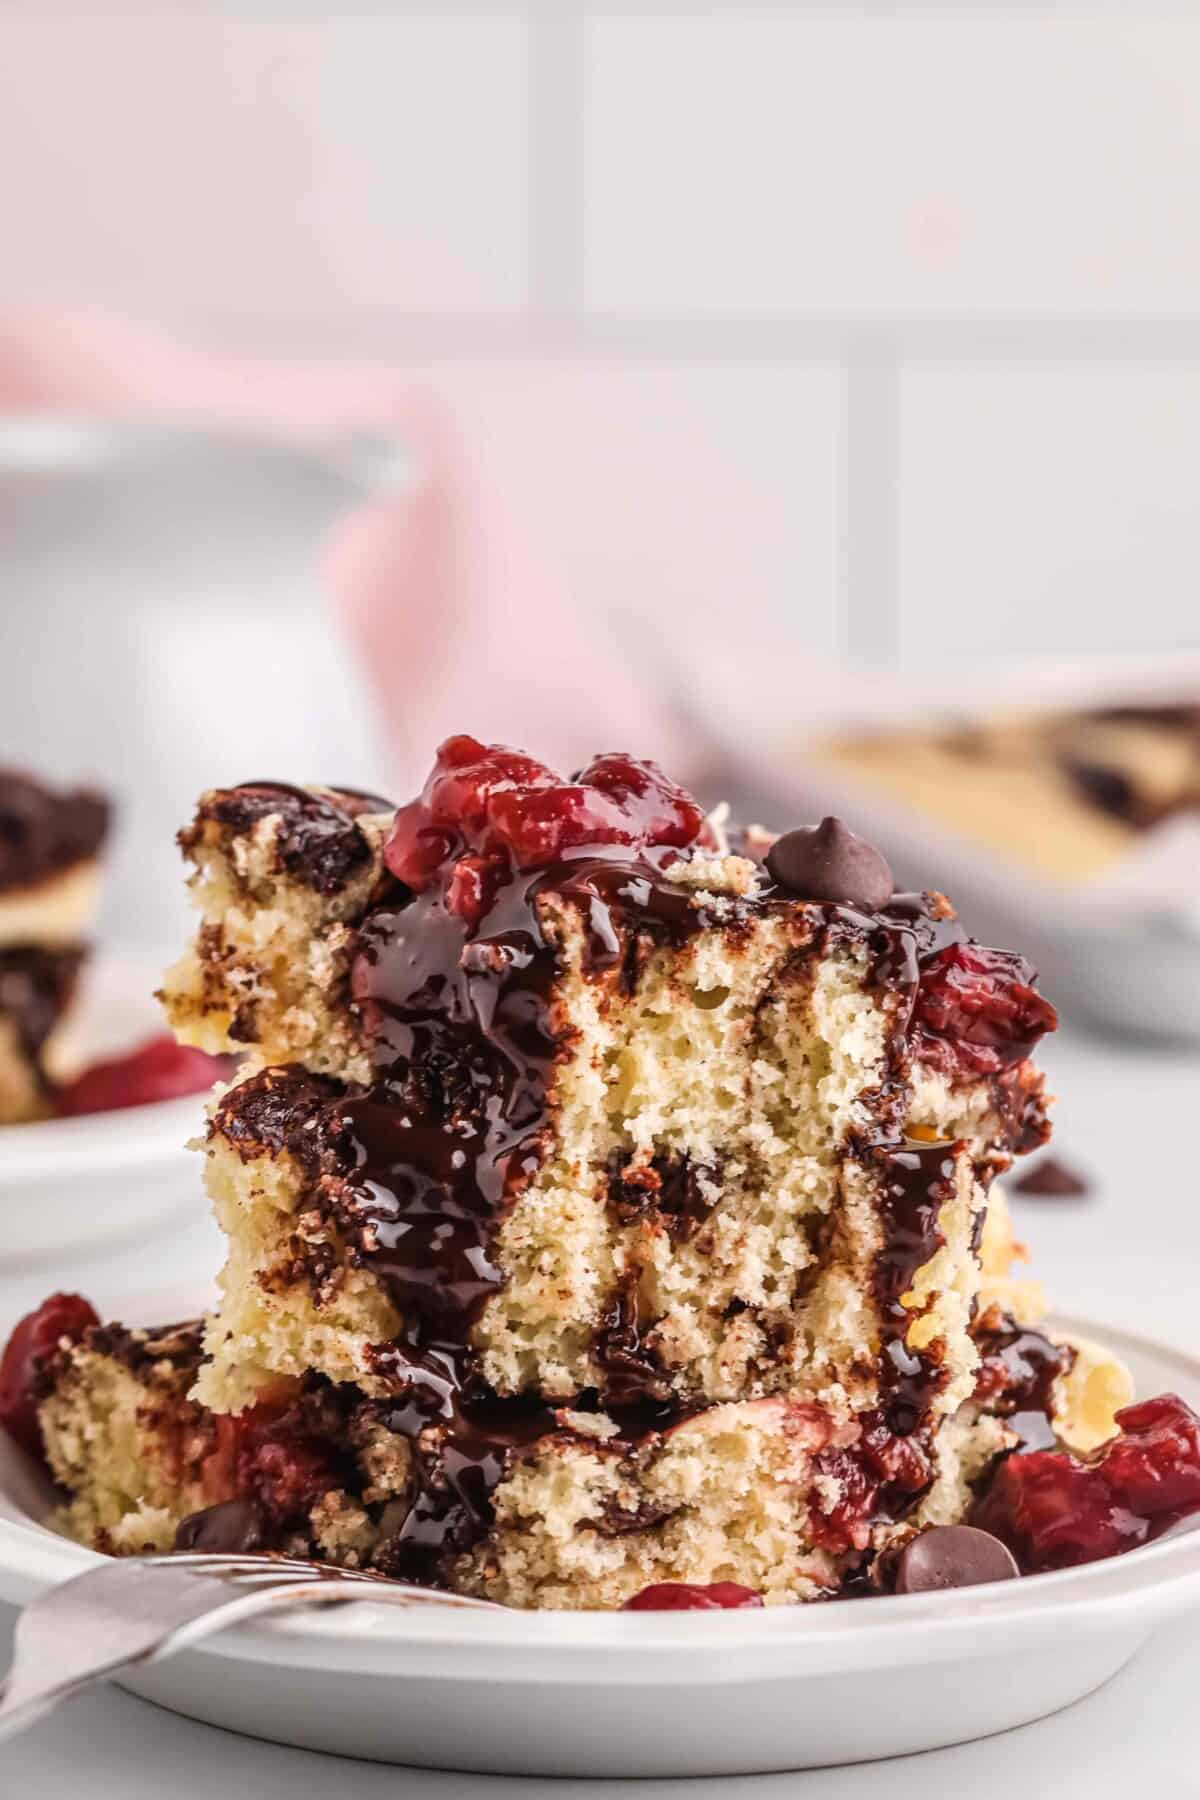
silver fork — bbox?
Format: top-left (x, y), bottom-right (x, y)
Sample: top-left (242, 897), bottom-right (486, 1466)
top-left (0, 1553), bottom-right (502, 1742)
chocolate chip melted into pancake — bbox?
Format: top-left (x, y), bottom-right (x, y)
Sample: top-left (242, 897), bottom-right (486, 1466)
top-left (194, 782), bottom-right (391, 897)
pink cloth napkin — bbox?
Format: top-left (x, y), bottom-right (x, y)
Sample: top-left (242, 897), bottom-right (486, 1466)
top-left (0, 308), bottom-right (696, 795)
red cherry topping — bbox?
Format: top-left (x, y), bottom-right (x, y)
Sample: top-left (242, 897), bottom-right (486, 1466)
top-left (240, 1435), bottom-right (335, 1525)
top-left (973, 1392), bottom-right (1200, 1572)
top-left (54, 1035), bottom-right (225, 1117)
top-left (809, 1413), bottom-right (935, 1555)
top-left (913, 942), bottom-right (1058, 1077)
top-left (384, 736), bottom-right (714, 924)
top-left (202, 1400), bottom-right (337, 1526)
top-left (0, 1292), bottom-right (99, 1457)
top-left (623, 1581), bottom-right (764, 1611)
top-left (1099, 1395), bottom-right (1200, 1514)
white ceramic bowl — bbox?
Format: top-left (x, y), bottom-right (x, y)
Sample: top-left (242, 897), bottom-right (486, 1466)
top-left (0, 955), bottom-right (209, 1257)
top-left (0, 1302), bottom-right (1197, 1775)
top-left (686, 649), bottom-right (1200, 1043)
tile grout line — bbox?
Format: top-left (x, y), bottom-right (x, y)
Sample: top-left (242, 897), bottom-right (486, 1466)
top-left (185, 309), bottom-right (1200, 369)
top-left (528, 1), bottom-right (586, 336)
top-left (840, 340), bottom-right (901, 674)
top-left (19, 1), bottom-right (1200, 13)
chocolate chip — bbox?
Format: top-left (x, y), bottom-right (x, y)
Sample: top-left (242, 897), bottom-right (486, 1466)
top-left (1012, 1156), bottom-right (1091, 1199)
top-left (1061, 757), bottom-right (1140, 827)
top-left (765, 817), bottom-right (894, 911)
top-left (175, 1498), bottom-right (266, 1555)
top-left (894, 1524), bottom-right (1019, 1594)
top-left (200, 783), bottom-right (387, 896)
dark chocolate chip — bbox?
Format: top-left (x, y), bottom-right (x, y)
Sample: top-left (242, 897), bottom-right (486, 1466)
top-left (894, 1524), bottom-right (1019, 1594)
top-left (201, 782), bottom-right (389, 896)
top-left (765, 817), bottom-right (894, 911)
top-left (175, 1498), bottom-right (266, 1555)
top-left (1012, 1156), bottom-right (1091, 1199)
top-left (1061, 757), bottom-right (1140, 827)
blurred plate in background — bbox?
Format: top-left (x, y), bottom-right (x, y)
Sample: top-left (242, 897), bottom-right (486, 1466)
top-left (0, 416), bottom-right (417, 949)
top-left (688, 649), bottom-right (1200, 1042)
top-left (0, 954), bottom-right (211, 1258)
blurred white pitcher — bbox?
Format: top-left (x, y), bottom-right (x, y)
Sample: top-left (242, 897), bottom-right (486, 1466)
top-left (0, 418), bottom-right (418, 951)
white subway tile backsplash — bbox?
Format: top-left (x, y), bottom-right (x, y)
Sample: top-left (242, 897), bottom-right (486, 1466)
top-left (408, 358), bottom-right (843, 670)
top-left (896, 368), bottom-right (1200, 664)
top-left (585, 16), bottom-right (1200, 317)
top-left (0, 10), bottom-right (533, 326)
top-left (3, 2), bottom-right (1200, 675)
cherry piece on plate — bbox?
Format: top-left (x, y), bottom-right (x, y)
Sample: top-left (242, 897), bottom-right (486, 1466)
top-left (0, 1292), bottom-right (99, 1457)
top-left (973, 1392), bottom-right (1200, 1572)
top-left (53, 1035), bottom-right (224, 1117)
top-left (623, 1582), bottom-right (764, 1611)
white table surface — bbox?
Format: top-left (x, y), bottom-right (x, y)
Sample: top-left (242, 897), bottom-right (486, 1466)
top-left (1, 1021), bottom-right (1198, 1797)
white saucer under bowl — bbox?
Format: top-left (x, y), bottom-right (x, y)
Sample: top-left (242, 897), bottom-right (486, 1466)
top-left (0, 1297), bottom-right (1197, 1775)
top-left (0, 954), bottom-right (211, 1257)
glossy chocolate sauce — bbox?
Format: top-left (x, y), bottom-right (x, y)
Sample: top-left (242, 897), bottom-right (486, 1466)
top-left (346, 856), bottom-right (704, 1341)
top-left (345, 870), bottom-right (962, 1392)
top-left (335, 848), bottom-right (743, 1571)
top-left (869, 1139), bottom-right (959, 1436)
top-left (973, 1315), bottom-right (1074, 1453)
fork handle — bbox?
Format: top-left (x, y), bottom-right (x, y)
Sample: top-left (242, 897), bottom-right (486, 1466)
top-left (0, 1579), bottom-right (357, 1743)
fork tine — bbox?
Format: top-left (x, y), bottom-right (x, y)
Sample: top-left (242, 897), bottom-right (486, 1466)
top-left (160, 1551), bottom-right (501, 1603)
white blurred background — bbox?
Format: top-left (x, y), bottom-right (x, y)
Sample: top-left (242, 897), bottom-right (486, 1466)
top-left (5, 4), bottom-right (1200, 673)
top-left (5, 2), bottom-right (1200, 971)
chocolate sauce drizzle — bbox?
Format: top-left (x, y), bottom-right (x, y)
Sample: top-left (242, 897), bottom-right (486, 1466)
top-left (868, 1139), bottom-right (959, 1436)
top-left (592, 1271), bottom-right (672, 1406)
top-left (338, 848), bottom-right (739, 1571)
top-left (347, 848), bottom-right (739, 1325)
top-left (973, 1315), bottom-right (1074, 1453)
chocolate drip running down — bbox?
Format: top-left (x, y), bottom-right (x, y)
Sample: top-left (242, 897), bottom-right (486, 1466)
top-left (868, 1139), bottom-right (959, 1436)
top-left (347, 847), bottom-right (722, 1344)
top-left (342, 849), bottom-right (722, 1571)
